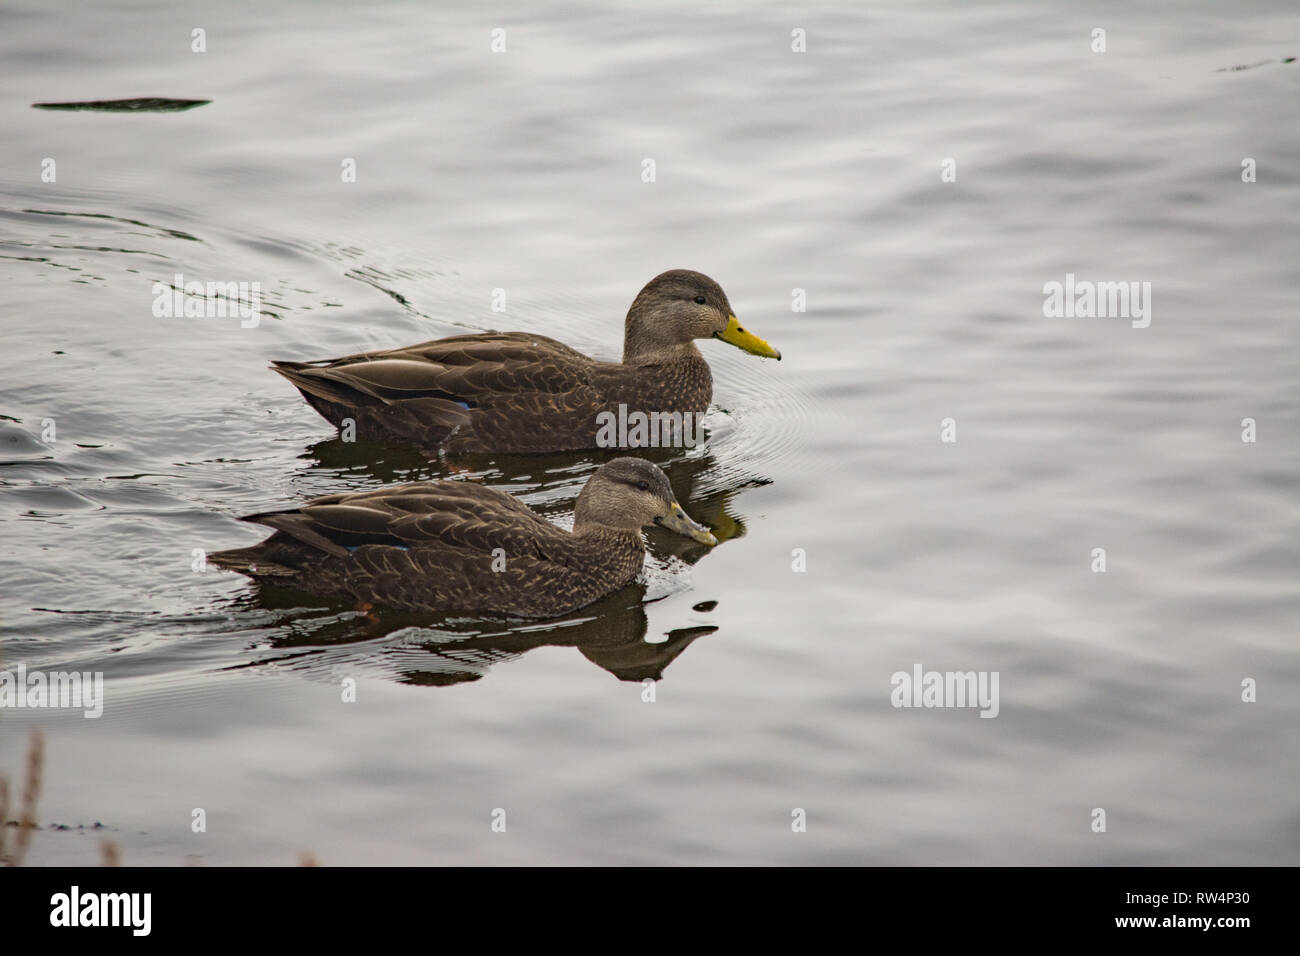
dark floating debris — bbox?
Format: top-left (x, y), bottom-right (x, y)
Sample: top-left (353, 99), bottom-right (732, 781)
top-left (692, 600), bottom-right (718, 613)
top-left (32, 97), bottom-right (210, 113)
top-left (47, 822), bottom-right (108, 832)
top-left (1214, 57), bottom-right (1295, 73)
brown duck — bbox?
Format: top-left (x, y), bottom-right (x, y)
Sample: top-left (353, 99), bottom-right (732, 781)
top-left (271, 269), bottom-right (781, 452)
top-left (209, 458), bottom-right (717, 618)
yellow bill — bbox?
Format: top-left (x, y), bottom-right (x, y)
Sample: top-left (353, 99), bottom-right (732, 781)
top-left (714, 315), bottom-right (781, 360)
top-left (655, 501), bottom-right (719, 546)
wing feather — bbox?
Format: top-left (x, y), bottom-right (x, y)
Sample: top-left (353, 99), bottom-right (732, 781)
top-left (244, 481), bottom-right (564, 560)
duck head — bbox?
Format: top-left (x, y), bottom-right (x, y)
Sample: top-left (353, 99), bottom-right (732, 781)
top-left (574, 457), bottom-right (717, 546)
top-left (623, 269), bottom-right (781, 364)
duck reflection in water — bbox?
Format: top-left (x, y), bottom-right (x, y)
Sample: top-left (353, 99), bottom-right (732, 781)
top-left (232, 586), bottom-right (718, 687)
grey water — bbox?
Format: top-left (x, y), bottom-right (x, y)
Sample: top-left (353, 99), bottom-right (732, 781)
top-left (0, 0), bottom-right (1296, 865)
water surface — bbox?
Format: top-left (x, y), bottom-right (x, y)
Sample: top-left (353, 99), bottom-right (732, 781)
top-left (1, 0), bottom-right (1296, 865)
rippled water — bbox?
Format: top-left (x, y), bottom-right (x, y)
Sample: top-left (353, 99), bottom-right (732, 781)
top-left (1, 0), bottom-right (1296, 865)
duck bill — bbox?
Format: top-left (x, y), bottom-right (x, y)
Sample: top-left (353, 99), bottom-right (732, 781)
top-left (656, 502), bottom-right (718, 546)
top-left (714, 315), bottom-right (781, 360)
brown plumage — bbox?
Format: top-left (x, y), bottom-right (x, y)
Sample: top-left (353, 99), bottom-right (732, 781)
top-left (209, 458), bottom-right (717, 618)
top-left (271, 269), bottom-right (780, 452)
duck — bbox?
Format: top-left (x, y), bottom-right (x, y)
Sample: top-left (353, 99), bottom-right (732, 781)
top-left (209, 458), bottom-right (717, 618)
top-left (271, 269), bottom-right (780, 453)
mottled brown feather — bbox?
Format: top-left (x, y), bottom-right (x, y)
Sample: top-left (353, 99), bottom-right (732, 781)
top-left (209, 471), bottom-right (667, 618)
top-left (270, 272), bottom-right (740, 452)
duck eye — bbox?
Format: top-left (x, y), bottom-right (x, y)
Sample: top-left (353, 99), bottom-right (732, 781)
top-left (637, 480), bottom-right (650, 491)
top-left (693, 295), bottom-right (706, 305)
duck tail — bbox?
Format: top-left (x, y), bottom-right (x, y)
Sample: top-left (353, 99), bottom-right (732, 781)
top-left (270, 361), bottom-right (367, 409)
top-left (207, 544), bottom-right (299, 578)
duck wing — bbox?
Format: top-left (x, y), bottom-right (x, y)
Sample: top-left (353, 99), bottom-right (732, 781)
top-left (271, 332), bottom-right (615, 450)
top-left (272, 333), bottom-right (596, 408)
top-left (243, 481), bottom-right (568, 561)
